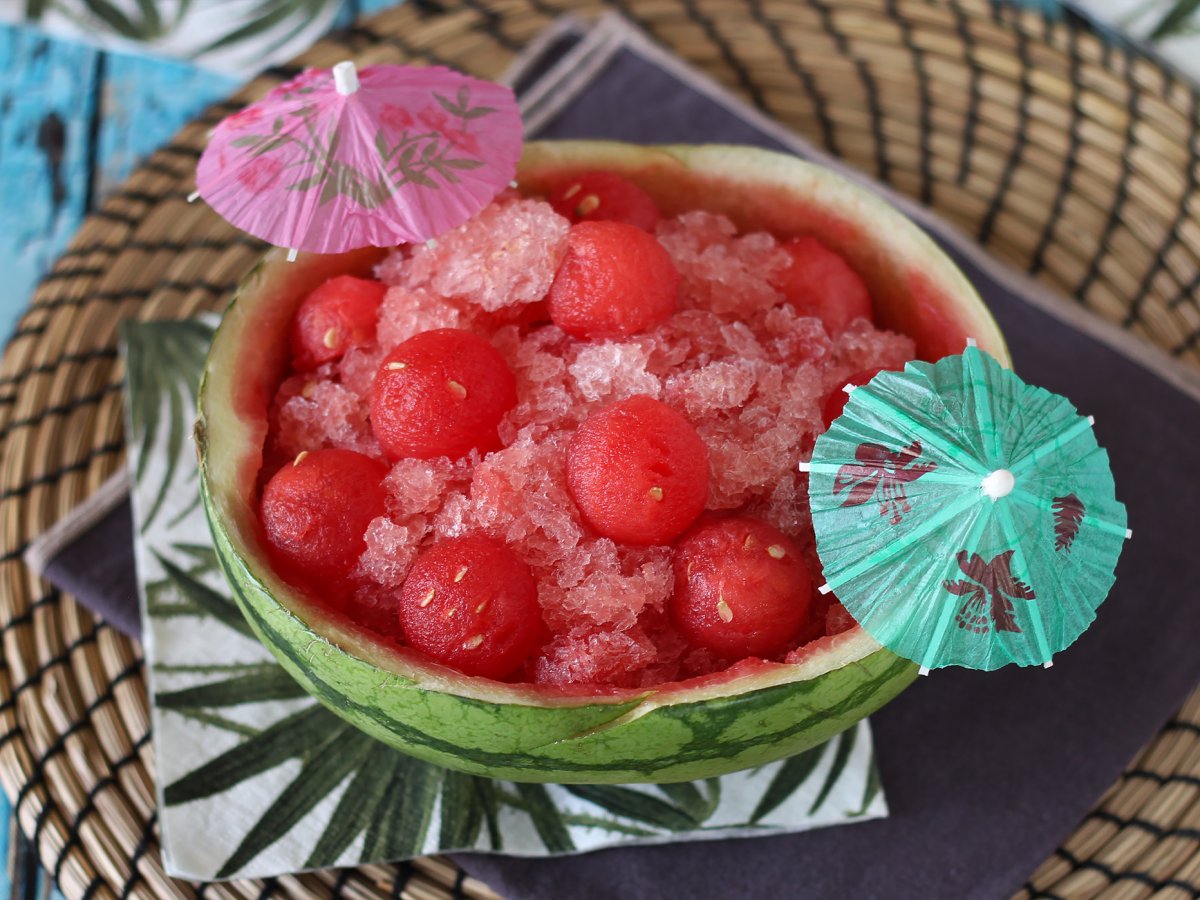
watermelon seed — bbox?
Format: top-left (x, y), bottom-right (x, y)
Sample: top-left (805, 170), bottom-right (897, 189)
top-left (647, 486), bottom-right (664, 502)
top-left (475, 597), bottom-right (490, 614)
top-left (447, 380), bottom-right (468, 399)
top-left (419, 588), bottom-right (435, 608)
top-left (717, 596), bottom-right (734, 623)
top-left (292, 451), bottom-right (309, 466)
top-left (462, 634), bottom-right (484, 650)
top-left (322, 327), bottom-right (338, 349)
top-left (743, 534), bottom-right (756, 551)
top-left (563, 183), bottom-right (582, 200)
top-left (767, 544), bottom-right (787, 559)
top-left (454, 566), bottom-right (469, 583)
top-left (446, 607), bottom-right (458, 619)
top-left (386, 361), bottom-right (407, 371)
top-left (576, 194), bottom-right (601, 216)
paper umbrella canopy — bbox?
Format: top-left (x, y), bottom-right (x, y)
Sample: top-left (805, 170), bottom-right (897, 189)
top-left (195, 61), bottom-right (523, 255)
top-left (804, 344), bottom-right (1130, 672)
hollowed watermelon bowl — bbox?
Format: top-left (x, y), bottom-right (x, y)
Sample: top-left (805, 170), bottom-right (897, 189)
top-left (196, 141), bottom-right (1008, 784)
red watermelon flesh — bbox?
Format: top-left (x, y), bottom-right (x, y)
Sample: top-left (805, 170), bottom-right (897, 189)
top-left (262, 181), bottom-right (921, 691)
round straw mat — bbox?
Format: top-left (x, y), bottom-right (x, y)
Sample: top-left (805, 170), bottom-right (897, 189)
top-left (2, 0), bottom-right (1198, 897)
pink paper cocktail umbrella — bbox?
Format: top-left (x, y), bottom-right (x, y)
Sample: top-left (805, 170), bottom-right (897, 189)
top-left (195, 62), bottom-right (523, 256)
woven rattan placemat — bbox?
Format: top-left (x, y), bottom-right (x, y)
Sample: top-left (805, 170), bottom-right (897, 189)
top-left (2, 1), bottom-right (1198, 897)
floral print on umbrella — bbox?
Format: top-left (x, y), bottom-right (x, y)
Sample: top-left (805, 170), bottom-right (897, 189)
top-left (944, 550), bottom-right (1036, 635)
top-left (833, 440), bottom-right (937, 525)
top-left (225, 86), bottom-right (494, 210)
top-left (1052, 493), bottom-right (1085, 553)
top-left (195, 63), bottom-right (523, 254)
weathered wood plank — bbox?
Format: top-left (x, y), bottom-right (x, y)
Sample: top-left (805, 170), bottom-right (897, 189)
top-left (0, 24), bottom-right (237, 341)
top-left (0, 24), bottom-right (101, 338)
top-left (95, 50), bottom-right (235, 197)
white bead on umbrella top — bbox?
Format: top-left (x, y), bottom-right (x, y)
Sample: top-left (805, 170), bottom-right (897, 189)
top-left (333, 61), bottom-right (360, 96)
top-left (981, 468), bottom-right (1015, 500)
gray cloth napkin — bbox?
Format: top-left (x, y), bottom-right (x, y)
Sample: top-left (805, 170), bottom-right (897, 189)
top-left (28, 14), bottom-right (1200, 900)
top-left (25, 470), bottom-right (141, 638)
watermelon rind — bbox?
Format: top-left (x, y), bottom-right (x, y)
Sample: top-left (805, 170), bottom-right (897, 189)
top-left (196, 141), bottom-right (1008, 784)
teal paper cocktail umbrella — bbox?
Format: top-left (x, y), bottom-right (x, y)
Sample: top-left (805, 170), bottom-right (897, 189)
top-left (803, 344), bottom-right (1129, 672)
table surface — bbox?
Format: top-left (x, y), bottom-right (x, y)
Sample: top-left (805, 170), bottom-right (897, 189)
top-left (2, 0), bottom-right (1199, 895)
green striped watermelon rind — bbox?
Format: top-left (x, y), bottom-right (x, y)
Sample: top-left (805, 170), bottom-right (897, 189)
top-left (196, 141), bottom-right (1008, 784)
top-left (203, 479), bottom-right (915, 783)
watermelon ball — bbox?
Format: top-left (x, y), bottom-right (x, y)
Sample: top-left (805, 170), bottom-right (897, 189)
top-left (547, 170), bottom-right (662, 232)
top-left (567, 395), bottom-right (709, 546)
top-left (260, 448), bottom-right (388, 584)
top-left (371, 328), bottom-right (517, 461)
top-left (398, 535), bottom-right (545, 679)
top-left (771, 236), bottom-right (874, 336)
top-left (547, 221), bottom-right (680, 339)
top-left (291, 275), bottom-right (386, 371)
top-left (821, 366), bottom-right (887, 429)
top-left (670, 517), bottom-right (815, 659)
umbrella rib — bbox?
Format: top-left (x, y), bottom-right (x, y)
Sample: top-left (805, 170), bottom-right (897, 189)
top-left (822, 491), bottom-right (983, 592)
top-left (848, 387), bottom-right (987, 475)
top-left (1007, 488), bottom-right (1131, 540)
top-left (801, 464), bottom-right (981, 487)
top-left (993, 500), bottom-right (1053, 665)
top-left (1008, 415), bottom-right (1095, 477)
top-left (917, 499), bottom-right (994, 671)
top-left (964, 345), bottom-right (1001, 467)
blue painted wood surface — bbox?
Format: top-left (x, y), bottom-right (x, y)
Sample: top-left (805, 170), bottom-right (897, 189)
top-left (0, 24), bottom-right (236, 340)
top-left (95, 52), bottom-right (239, 199)
top-left (2, 25), bottom-right (102, 338)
